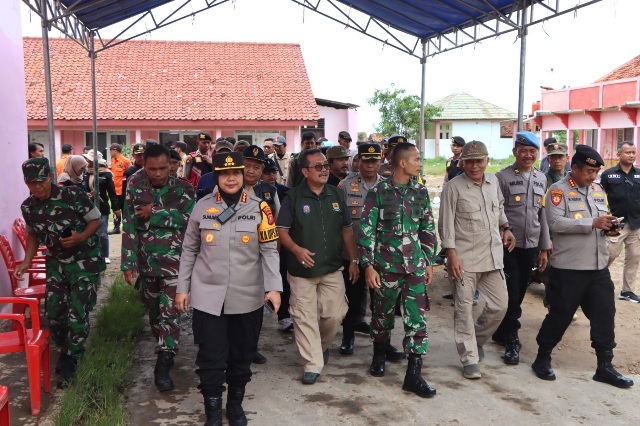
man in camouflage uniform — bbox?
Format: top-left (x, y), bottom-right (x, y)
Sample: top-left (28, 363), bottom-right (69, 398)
top-left (15, 158), bottom-right (105, 389)
top-left (358, 142), bottom-right (438, 398)
top-left (121, 144), bottom-right (195, 392)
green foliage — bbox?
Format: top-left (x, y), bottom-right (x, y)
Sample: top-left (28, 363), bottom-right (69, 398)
top-left (368, 84), bottom-right (442, 139)
top-left (55, 276), bottom-right (144, 426)
top-left (553, 130), bottom-right (579, 145)
top-left (357, 131), bottom-right (368, 142)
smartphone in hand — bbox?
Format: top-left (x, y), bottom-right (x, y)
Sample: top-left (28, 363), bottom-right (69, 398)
top-left (59, 225), bottom-right (72, 238)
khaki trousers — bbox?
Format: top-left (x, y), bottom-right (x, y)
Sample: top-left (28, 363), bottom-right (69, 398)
top-left (288, 269), bottom-right (348, 374)
top-left (454, 270), bottom-right (507, 366)
top-left (607, 226), bottom-right (640, 293)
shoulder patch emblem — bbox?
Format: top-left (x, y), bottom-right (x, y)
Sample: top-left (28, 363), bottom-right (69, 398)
top-left (551, 189), bottom-right (563, 206)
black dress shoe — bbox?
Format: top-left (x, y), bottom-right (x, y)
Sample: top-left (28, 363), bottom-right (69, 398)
top-left (532, 352), bottom-right (556, 381)
top-left (301, 372), bottom-right (320, 384)
top-left (108, 229), bottom-right (120, 235)
top-left (252, 351), bottom-right (267, 364)
top-left (339, 337), bottom-right (355, 355)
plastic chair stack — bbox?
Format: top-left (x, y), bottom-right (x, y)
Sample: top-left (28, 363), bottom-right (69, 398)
top-left (0, 235), bottom-right (46, 314)
top-left (0, 297), bottom-right (51, 416)
top-left (0, 385), bottom-right (9, 425)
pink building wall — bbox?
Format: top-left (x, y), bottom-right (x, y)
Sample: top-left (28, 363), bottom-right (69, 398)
top-left (318, 105), bottom-right (358, 149)
top-left (0, 0), bottom-right (30, 299)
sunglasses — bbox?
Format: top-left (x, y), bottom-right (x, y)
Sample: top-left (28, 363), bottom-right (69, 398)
top-left (305, 163), bottom-right (330, 171)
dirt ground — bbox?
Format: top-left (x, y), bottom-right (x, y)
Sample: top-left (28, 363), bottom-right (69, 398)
top-left (2, 177), bottom-right (640, 425)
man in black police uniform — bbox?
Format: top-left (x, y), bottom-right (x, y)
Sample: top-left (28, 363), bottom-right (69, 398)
top-left (444, 136), bottom-right (465, 183)
top-left (600, 140), bottom-right (640, 303)
top-left (532, 145), bottom-right (634, 389)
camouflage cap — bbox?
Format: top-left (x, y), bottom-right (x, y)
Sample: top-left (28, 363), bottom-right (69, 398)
top-left (547, 143), bottom-right (568, 156)
top-left (22, 157), bottom-right (51, 182)
top-left (460, 141), bottom-right (489, 160)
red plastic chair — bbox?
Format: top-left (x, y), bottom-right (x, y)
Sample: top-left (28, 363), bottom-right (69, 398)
top-left (0, 235), bottom-right (46, 314)
top-left (0, 297), bottom-right (51, 416)
top-left (11, 218), bottom-right (46, 258)
top-left (0, 385), bottom-right (9, 425)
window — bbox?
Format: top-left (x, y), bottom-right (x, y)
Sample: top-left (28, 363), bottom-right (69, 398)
top-left (159, 131), bottom-right (199, 152)
top-left (585, 130), bottom-right (598, 148)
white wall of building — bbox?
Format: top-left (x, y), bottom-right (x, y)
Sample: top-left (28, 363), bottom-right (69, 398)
top-left (0, 0), bottom-right (31, 299)
top-left (452, 121), bottom-right (513, 159)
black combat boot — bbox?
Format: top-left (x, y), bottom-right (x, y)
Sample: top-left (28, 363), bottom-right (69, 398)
top-left (339, 333), bottom-right (355, 356)
top-left (402, 354), bottom-right (436, 398)
top-left (56, 354), bottom-right (78, 389)
top-left (503, 331), bottom-right (522, 365)
top-left (154, 351), bottom-right (175, 392)
top-left (593, 350), bottom-right (634, 389)
top-left (531, 348), bottom-right (556, 381)
top-left (369, 342), bottom-right (386, 377)
top-left (203, 395), bottom-right (223, 426)
top-left (226, 386), bottom-right (248, 426)
top-left (385, 339), bottom-right (406, 362)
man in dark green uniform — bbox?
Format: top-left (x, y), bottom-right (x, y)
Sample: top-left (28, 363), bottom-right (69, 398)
top-left (121, 144), bottom-right (195, 392)
top-left (15, 158), bottom-right (104, 389)
top-left (359, 142), bottom-right (438, 398)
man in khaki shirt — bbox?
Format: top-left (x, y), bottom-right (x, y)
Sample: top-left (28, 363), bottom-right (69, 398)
top-left (440, 141), bottom-right (515, 380)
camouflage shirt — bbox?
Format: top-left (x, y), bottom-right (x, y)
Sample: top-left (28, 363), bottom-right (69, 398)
top-left (121, 173), bottom-right (195, 276)
top-left (358, 178), bottom-right (437, 274)
top-left (21, 184), bottom-right (105, 271)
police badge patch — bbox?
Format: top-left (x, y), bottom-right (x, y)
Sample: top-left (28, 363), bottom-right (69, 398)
top-left (551, 189), bottom-right (563, 206)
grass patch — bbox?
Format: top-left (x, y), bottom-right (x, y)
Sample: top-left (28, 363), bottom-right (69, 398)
top-left (55, 275), bottom-right (144, 426)
top-left (423, 156), bottom-right (540, 176)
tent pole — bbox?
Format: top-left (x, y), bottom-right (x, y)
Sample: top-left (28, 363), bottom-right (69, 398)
top-left (418, 40), bottom-right (427, 155)
top-left (90, 31), bottom-right (100, 208)
top-left (40, 0), bottom-right (56, 176)
top-left (517, 0), bottom-right (528, 132)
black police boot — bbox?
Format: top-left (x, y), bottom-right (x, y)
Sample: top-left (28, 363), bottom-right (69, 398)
top-left (491, 330), bottom-right (506, 346)
top-left (402, 354), bottom-right (436, 398)
top-left (108, 227), bottom-right (120, 235)
top-left (531, 348), bottom-right (556, 381)
top-left (385, 339), bottom-right (406, 362)
top-left (226, 386), bottom-right (248, 426)
top-left (154, 351), bottom-right (175, 392)
top-left (593, 350), bottom-right (634, 389)
top-left (339, 333), bottom-right (355, 356)
top-left (203, 395), bottom-right (223, 426)
top-left (56, 354), bottom-right (78, 389)
top-left (503, 331), bottom-right (522, 365)
top-left (369, 342), bottom-right (386, 377)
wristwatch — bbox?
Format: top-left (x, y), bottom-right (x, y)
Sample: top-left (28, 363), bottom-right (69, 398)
top-left (501, 225), bottom-right (513, 232)
top-left (351, 259), bottom-right (359, 264)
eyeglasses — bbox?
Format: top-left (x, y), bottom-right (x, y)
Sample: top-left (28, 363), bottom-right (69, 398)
top-left (305, 163), bottom-right (330, 171)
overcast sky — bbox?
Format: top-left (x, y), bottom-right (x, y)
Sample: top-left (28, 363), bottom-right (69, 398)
top-left (20, 0), bottom-right (639, 135)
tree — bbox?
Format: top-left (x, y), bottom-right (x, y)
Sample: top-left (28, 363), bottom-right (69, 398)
top-left (367, 83), bottom-right (442, 140)
top-left (357, 131), bottom-right (368, 142)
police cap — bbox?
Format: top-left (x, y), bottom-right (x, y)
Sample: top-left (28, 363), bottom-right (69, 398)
top-left (547, 143), bottom-right (568, 156)
top-left (132, 143), bottom-right (145, 155)
top-left (358, 143), bottom-right (382, 161)
top-left (243, 145), bottom-right (267, 163)
top-left (263, 158), bottom-right (279, 173)
top-left (387, 134), bottom-right (407, 148)
top-left (214, 151), bottom-right (245, 171)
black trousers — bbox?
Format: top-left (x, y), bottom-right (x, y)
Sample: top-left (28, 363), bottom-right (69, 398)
top-left (494, 247), bottom-right (538, 338)
top-left (536, 267), bottom-right (616, 352)
top-left (341, 261), bottom-right (367, 338)
top-left (277, 248), bottom-right (291, 321)
top-left (193, 307), bottom-right (263, 397)
top-left (113, 194), bottom-right (125, 228)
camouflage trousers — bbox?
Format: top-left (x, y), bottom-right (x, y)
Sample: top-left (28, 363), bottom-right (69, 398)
top-left (139, 275), bottom-right (180, 354)
top-left (46, 257), bottom-right (98, 360)
top-left (370, 269), bottom-right (430, 355)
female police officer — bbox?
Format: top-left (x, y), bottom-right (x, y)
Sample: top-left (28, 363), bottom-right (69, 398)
top-left (176, 151), bottom-right (282, 426)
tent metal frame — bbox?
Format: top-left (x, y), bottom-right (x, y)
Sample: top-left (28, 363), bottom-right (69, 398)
top-left (22, 0), bottom-right (602, 164)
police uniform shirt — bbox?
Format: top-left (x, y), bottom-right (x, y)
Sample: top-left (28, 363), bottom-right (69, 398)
top-left (600, 164), bottom-right (640, 230)
top-left (246, 181), bottom-right (280, 218)
top-left (496, 164), bottom-right (551, 250)
top-left (338, 172), bottom-right (382, 252)
top-left (177, 190), bottom-right (281, 316)
top-left (545, 174), bottom-right (609, 270)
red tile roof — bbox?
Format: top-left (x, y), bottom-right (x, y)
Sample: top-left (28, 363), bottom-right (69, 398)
top-left (23, 37), bottom-right (319, 122)
top-left (594, 54), bottom-right (640, 83)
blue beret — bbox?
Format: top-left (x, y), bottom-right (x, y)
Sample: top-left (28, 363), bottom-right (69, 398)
top-left (515, 131), bottom-right (540, 149)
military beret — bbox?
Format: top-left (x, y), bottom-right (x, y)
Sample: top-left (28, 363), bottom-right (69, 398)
top-left (543, 137), bottom-right (557, 148)
top-left (274, 135), bottom-right (286, 146)
top-left (460, 141), bottom-right (489, 160)
top-left (327, 145), bottom-right (350, 159)
top-left (174, 141), bottom-right (188, 152)
top-left (338, 131), bottom-right (352, 140)
top-left (387, 134), bottom-right (407, 148)
top-left (197, 132), bottom-right (212, 142)
top-left (515, 131), bottom-right (540, 149)
top-left (243, 145), bottom-right (267, 163)
top-left (572, 144), bottom-right (604, 167)
top-left (169, 149), bottom-right (181, 162)
top-left (145, 139), bottom-right (158, 146)
top-left (22, 157), bottom-right (51, 182)
top-left (263, 158), bottom-right (279, 173)
top-left (358, 143), bottom-right (382, 161)
top-left (451, 136), bottom-right (466, 147)
top-left (132, 143), bottom-right (145, 154)
top-left (214, 140), bottom-right (234, 153)
top-left (214, 151), bottom-right (245, 171)
top-left (547, 143), bottom-right (568, 156)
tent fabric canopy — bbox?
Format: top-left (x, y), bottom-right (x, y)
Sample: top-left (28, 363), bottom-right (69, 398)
top-left (65, 0), bottom-right (523, 35)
